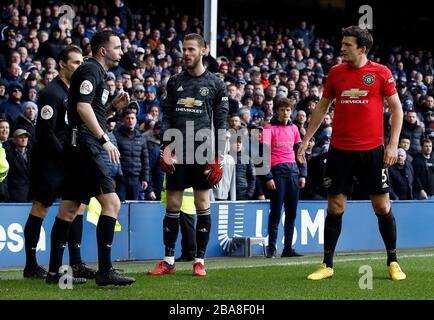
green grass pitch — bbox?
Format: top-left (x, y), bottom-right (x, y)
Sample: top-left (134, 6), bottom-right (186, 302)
top-left (1, 249), bottom-right (434, 300)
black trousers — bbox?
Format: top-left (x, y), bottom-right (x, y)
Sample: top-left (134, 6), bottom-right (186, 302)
top-left (179, 211), bottom-right (197, 258)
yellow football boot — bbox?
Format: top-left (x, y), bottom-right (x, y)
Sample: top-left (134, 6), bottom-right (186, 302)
top-left (388, 262), bottom-right (407, 281)
top-left (307, 263), bottom-right (334, 280)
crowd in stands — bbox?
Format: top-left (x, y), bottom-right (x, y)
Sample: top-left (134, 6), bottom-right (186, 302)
top-left (0, 1), bottom-right (433, 203)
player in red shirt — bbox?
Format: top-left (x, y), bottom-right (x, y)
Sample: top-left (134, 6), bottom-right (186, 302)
top-left (297, 26), bottom-right (406, 281)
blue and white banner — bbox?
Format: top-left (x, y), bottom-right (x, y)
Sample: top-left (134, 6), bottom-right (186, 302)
top-left (1, 201), bottom-right (434, 268)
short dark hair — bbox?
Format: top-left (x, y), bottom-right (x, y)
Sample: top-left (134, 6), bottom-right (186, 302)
top-left (91, 30), bottom-right (118, 55)
top-left (122, 108), bottom-right (137, 118)
top-left (184, 33), bottom-right (206, 48)
top-left (342, 26), bottom-right (373, 54)
top-left (422, 138), bottom-right (432, 146)
top-left (58, 45), bottom-right (82, 63)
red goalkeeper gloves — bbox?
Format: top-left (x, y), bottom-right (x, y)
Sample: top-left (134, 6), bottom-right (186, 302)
top-left (160, 145), bottom-right (177, 174)
top-left (204, 156), bottom-right (224, 187)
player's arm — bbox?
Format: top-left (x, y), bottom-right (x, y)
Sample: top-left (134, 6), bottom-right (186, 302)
top-left (384, 93), bottom-right (403, 168)
top-left (296, 97), bottom-right (331, 163)
top-left (37, 92), bottom-right (63, 155)
top-left (213, 79), bottom-right (229, 158)
top-left (160, 77), bottom-right (176, 144)
top-left (159, 77), bottom-right (178, 174)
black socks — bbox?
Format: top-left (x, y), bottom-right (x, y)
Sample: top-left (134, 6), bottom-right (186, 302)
top-left (96, 215), bottom-right (116, 273)
top-left (376, 209), bottom-right (397, 266)
top-left (68, 214), bottom-right (83, 266)
top-left (48, 217), bottom-right (71, 274)
top-left (196, 208), bottom-right (211, 259)
top-left (163, 210), bottom-right (180, 257)
top-left (24, 214), bottom-right (44, 270)
top-left (323, 212), bottom-right (343, 268)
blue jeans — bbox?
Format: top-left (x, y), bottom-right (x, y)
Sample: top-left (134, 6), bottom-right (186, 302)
top-left (116, 175), bottom-right (140, 201)
top-left (267, 163), bottom-right (300, 251)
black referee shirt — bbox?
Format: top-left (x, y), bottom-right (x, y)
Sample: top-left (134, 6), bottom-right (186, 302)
top-left (36, 76), bottom-right (69, 155)
top-left (67, 57), bottom-right (109, 147)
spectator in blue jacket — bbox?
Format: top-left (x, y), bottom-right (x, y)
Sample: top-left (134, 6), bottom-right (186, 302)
top-left (114, 109), bottom-right (150, 201)
top-left (145, 121), bottom-right (164, 200)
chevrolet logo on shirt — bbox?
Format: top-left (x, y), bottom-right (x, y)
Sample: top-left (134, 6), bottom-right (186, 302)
top-left (177, 97), bottom-right (203, 107)
top-left (341, 88), bottom-right (368, 98)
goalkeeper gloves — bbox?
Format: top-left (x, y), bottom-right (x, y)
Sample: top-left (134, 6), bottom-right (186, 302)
top-left (204, 155), bottom-right (224, 187)
top-left (160, 144), bottom-right (177, 174)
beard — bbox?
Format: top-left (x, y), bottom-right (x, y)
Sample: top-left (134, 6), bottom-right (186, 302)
top-left (184, 55), bottom-right (201, 70)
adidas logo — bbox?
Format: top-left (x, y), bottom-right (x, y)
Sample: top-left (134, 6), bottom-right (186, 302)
top-left (177, 86), bottom-right (184, 91)
top-left (164, 227), bottom-right (171, 232)
top-left (382, 182), bottom-right (389, 188)
top-left (197, 228), bottom-right (208, 232)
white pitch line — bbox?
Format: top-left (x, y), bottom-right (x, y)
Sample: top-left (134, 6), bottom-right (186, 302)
top-left (204, 252), bottom-right (434, 271)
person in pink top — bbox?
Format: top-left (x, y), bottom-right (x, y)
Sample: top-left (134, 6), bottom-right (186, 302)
top-left (263, 98), bottom-right (307, 258)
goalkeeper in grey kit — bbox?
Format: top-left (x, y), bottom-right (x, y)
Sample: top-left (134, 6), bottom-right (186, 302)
top-left (148, 33), bottom-right (228, 277)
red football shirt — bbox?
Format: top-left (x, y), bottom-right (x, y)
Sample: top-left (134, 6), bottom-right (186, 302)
top-left (322, 61), bottom-right (397, 150)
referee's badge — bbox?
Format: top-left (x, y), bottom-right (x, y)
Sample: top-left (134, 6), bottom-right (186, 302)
top-left (41, 105), bottom-right (54, 120)
top-left (363, 74), bottom-right (375, 85)
top-left (101, 89), bottom-right (109, 105)
top-left (80, 80), bottom-right (93, 95)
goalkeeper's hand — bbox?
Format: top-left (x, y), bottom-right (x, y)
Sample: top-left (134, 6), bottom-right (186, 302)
top-left (204, 155), bottom-right (224, 187)
top-left (160, 144), bottom-right (177, 174)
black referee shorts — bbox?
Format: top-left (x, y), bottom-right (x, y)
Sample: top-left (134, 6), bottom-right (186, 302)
top-left (166, 164), bottom-right (210, 191)
top-left (324, 145), bottom-right (390, 197)
top-left (61, 143), bottom-right (115, 205)
top-left (31, 150), bottom-right (64, 207)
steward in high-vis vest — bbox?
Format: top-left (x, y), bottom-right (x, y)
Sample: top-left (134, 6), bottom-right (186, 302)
top-left (0, 141), bottom-right (9, 182)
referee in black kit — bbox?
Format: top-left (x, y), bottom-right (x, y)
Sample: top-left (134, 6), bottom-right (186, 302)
top-left (24, 45), bottom-right (97, 280)
top-left (45, 31), bottom-right (135, 286)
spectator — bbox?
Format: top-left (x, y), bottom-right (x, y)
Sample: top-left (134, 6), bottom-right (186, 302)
top-left (145, 121), bottom-right (164, 201)
top-left (38, 25), bottom-right (65, 61)
top-left (389, 148), bottom-right (414, 200)
top-left (0, 83), bottom-right (24, 127)
top-left (132, 84), bottom-right (146, 124)
top-left (233, 135), bottom-right (255, 200)
top-left (101, 119), bottom-right (123, 183)
top-left (6, 129), bottom-right (32, 202)
top-left (0, 80), bottom-right (7, 105)
top-left (0, 139), bottom-right (8, 202)
top-left (413, 138), bottom-right (434, 200)
top-left (13, 101), bottom-right (37, 145)
top-left (212, 133), bottom-right (236, 201)
top-left (114, 109), bottom-right (150, 201)
top-left (0, 118), bottom-right (10, 148)
top-left (401, 110), bottom-right (423, 157)
top-left (398, 136), bottom-right (413, 163)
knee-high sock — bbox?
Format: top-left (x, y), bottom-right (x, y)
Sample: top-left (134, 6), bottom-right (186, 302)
top-left (195, 208), bottom-right (211, 259)
top-left (68, 214), bottom-right (83, 266)
top-left (24, 214), bottom-right (44, 270)
top-left (48, 217), bottom-right (72, 274)
top-left (163, 210), bottom-right (180, 257)
top-left (323, 212), bottom-right (343, 268)
top-left (376, 209), bottom-right (397, 266)
top-left (96, 215), bottom-right (116, 273)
